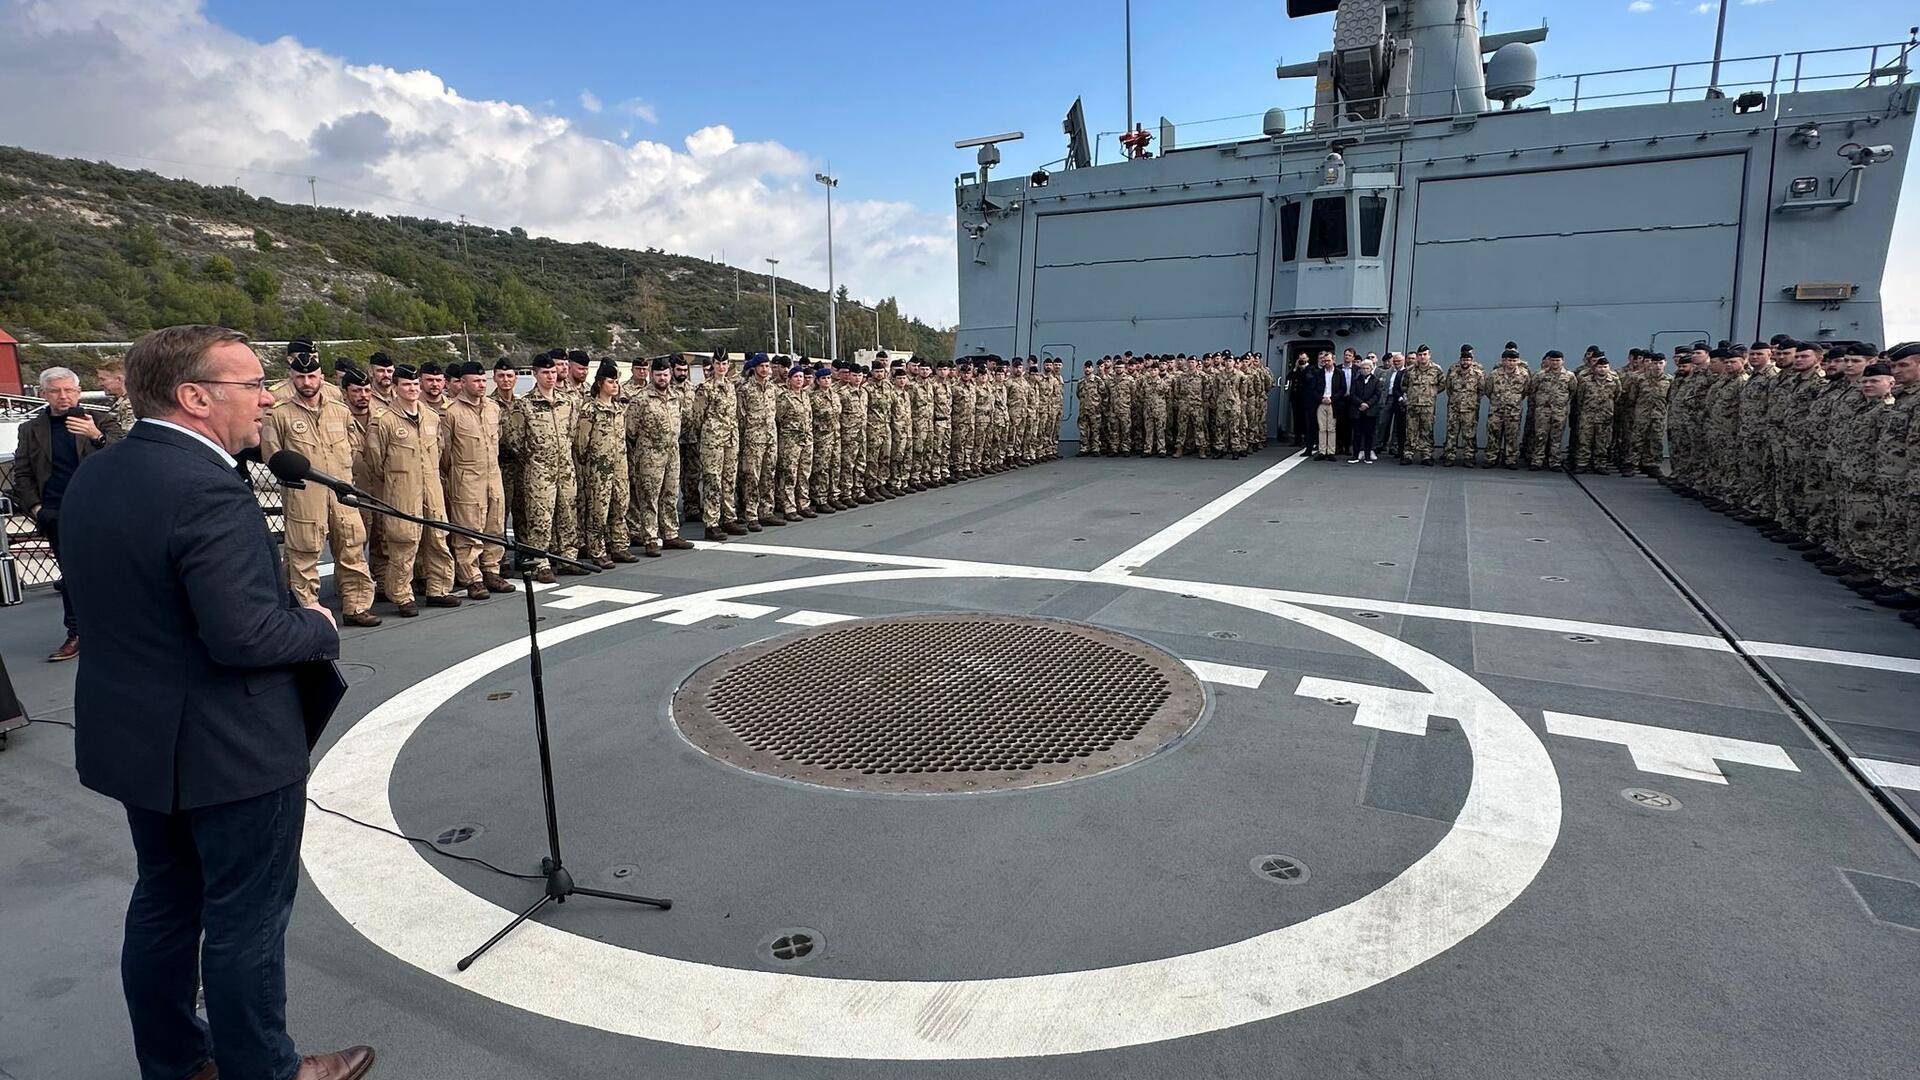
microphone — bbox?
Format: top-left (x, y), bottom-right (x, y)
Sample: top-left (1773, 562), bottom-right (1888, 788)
top-left (267, 449), bottom-right (366, 500)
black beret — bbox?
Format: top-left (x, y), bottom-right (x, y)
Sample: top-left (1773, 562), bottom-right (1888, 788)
top-left (338, 365), bottom-right (369, 387)
top-left (567, 349), bottom-right (590, 365)
top-left (288, 337), bottom-right (317, 355)
top-left (493, 357), bottom-right (516, 371)
top-left (1544, 350), bottom-right (1564, 359)
top-left (875, 349), bottom-right (889, 359)
top-left (419, 361), bottom-right (443, 376)
top-left (394, 364), bottom-right (419, 381)
top-left (1416, 343), bottom-right (1431, 352)
top-left (1886, 342), bottom-right (1920, 361)
top-left (288, 354), bottom-right (321, 373)
top-left (1852, 341), bottom-right (1880, 356)
top-left (1710, 349), bottom-right (1729, 360)
top-left (1500, 348), bottom-right (1520, 360)
top-left (595, 360), bottom-right (618, 383)
top-left (650, 357), bottom-right (672, 371)
top-left (531, 354), bottom-right (556, 369)
top-left (1863, 363), bottom-right (1893, 378)
top-left (1751, 342), bottom-right (1770, 352)
top-left (369, 351), bottom-right (394, 367)
top-left (1459, 344), bottom-right (1475, 356)
top-left (1583, 344), bottom-right (1602, 357)
top-left (1824, 347), bottom-right (1847, 361)
top-left (1771, 333), bottom-right (1795, 347)
top-left (935, 359), bottom-right (952, 369)
top-left (456, 361), bottom-right (484, 378)
top-left (1627, 348), bottom-right (1643, 358)
top-left (1652, 352), bottom-right (1667, 361)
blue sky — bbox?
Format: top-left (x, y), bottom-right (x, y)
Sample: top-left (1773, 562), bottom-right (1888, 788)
top-left (5, 1), bottom-right (1914, 334)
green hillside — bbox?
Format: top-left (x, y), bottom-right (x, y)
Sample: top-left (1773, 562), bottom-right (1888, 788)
top-left (0, 145), bottom-right (953, 375)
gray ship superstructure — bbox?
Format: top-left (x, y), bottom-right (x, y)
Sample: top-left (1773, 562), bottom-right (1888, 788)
top-left (954, 0), bottom-right (1916, 407)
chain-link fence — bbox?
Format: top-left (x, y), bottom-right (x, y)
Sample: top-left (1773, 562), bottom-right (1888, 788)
top-left (2, 418), bottom-right (285, 598)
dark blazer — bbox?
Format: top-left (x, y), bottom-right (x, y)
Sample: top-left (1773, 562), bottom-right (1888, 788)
top-left (1303, 366), bottom-right (1347, 408)
top-left (61, 422), bottom-right (339, 812)
top-left (1381, 367), bottom-right (1407, 407)
top-left (8, 407), bottom-right (122, 512)
top-left (1348, 372), bottom-right (1384, 415)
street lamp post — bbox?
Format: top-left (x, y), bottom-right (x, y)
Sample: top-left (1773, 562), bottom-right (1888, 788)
top-left (765, 257), bottom-right (780, 354)
top-left (814, 171), bottom-right (838, 361)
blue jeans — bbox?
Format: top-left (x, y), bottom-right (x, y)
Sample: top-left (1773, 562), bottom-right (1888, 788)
top-left (122, 781), bottom-right (305, 1080)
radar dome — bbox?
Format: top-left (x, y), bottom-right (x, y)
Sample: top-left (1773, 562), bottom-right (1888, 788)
top-left (1485, 42), bottom-right (1538, 108)
top-left (1262, 108), bottom-right (1288, 137)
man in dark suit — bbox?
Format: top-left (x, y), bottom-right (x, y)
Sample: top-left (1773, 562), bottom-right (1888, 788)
top-left (8, 366), bottom-right (124, 661)
top-left (1378, 352), bottom-right (1409, 459)
top-left (60, 325), bottom-right (375, 1080)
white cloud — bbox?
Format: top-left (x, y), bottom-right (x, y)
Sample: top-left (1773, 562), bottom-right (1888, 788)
top-left (578, 89), bottom-right (602, 114)
top-left (1627, 1), bottom-right (1653, 11)
top-left (0, 0), bottom-right (958, 325)
top-left (1738, 0), bottom-right (1774, 6)
top-left (1693, 2), bottom-right (1717, 13)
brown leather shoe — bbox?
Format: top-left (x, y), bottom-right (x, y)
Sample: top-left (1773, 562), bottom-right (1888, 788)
top-left (554, 562), bottom-right (590, 576)
top-left (481, 572), bottom-right (517, 593)
top-left (294, 1044), bottom-right (375, 1079)
top-left (423, 594), bottom-right (462, 608)
top-left (186, 1059), bottom-right (217, 1080)
top-left (664, 538), bottom-right (695, 550)
top-left (745, 521), bottom-right (763, 533)
top-left (723, 522), bottom-right (748, 536)
top-left (533, 568), bottom-right (557, 585)
top-left (343, 610), bottom-right (383, 627)
top-left (395, 601), bottom-right (419, 618)
top-left (595, 556), bottom-right (616, 569)
top-left (762, 515), bottom-right (787, 527)
top-left (464, 582), bottom-right (491, 601)
top-left (644, 542), bottom-right (662, 558)
top-left (47, 634), bottom-right (79, 662)
top-left (610, 550), bottom-right (640, 563)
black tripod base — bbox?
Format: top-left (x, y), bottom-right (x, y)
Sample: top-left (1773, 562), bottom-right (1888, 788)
top-left (456, 857), bottom-right (670, 972)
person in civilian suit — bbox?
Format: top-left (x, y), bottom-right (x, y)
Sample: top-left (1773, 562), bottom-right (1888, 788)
top-left (1305, 351), bottom-right (1346, 460)
top-left (1336, 348), bottom-right (1360, 454)
top-left (1379, 352), bottom-right (1408, 458)
top-left (58, 325), bottom-right (377, 1080)
top-left (1348, 357), bottom-right (1385, 462)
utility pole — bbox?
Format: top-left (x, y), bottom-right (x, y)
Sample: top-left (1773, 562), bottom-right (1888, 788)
top-left (1708, 0), bottom-right (1731, 97)
top-left (815, 170), bottom-right (839, 360)
top-left (766, 257), bottom-right (781, 354)
top-left (308, 175), bottom-right (318, 210)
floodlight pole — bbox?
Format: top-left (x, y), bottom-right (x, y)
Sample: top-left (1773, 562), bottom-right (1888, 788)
top-left (766, 257), bottom-right (780, 354)
top-left (815, 171), bottom-right (839, 361)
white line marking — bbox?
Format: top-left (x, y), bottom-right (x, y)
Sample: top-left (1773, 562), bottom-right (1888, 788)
top-left (1092, 452), bottom-right (1311, 575)
top-left (654, 599), bottom-right (778, 625)
top-left (1296, 676), bottom-right (1440, 736)
top-left (307, 563), bottom-right (1561, 1059)
top-left (778, 610), bottom-right (859, 627)
top-left (1740, 642), bottom-right (1920, 677)
top-left (1543, 712), bottom-right (1801, 785)
top-left (1182, 659), bottom-right (1267, 688)
top-left (1853, 758), bottom-right (1920, 792)
top-left (543, 585), bottom-right (660, 610)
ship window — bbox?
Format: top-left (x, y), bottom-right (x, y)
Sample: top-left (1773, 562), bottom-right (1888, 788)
top-left (1279, 201), bottom-right (1301, 262)
top-left (1307, 196), bottom-right (1348, 259)
top-left (1358, 195), bottom-right (1387, 257)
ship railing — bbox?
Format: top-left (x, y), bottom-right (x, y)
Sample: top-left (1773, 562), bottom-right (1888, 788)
top-left (1112, 36), bottom-right (1915, 156)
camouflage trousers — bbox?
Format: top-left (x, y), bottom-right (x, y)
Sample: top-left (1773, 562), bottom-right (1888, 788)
top-left (578, 458), bottom-right (628, 558)
top-left (1405, 402), bottom-right (1437, 461)
top-left (1573, 408), bottom-right (1615, 470)
top-left (1443, 403), bottom-right (1479, 462)
top-left (699, 436), bottom-right (741, 528)
top-left (912, 421), bottom-right (933, 481)
top-left (741, 434), bottom-right (777, 523)
top-left (1143, 401), bottom-right (1169, 455)
top-left (1105, 399), bottom-right (1133, 453)
top-left (776, 436), bottom-right (812, 516)
top-left (517, 465), bottom-right (578, 571)
top-left (1526, 404), bottom-right (1567, 468)
top-left (633, 445), bottom-right (681, 545)
top-left (932, 423), bottom-right (951, 481)
top-left (865, 424), bottom-right (894, 492)
top-left (1626, 409), bottom-right (1667, 473)
top-left (837, 427), bottom-right (866, 501)
top-left (1174, 402), bottom-right (1205, 454)
top-left (680, 442), bottom-right (700, 521)
top-left (891, 422), bottom-right (911, 480)
top-left (953, 414), bottom-right (976, 471)
top-left (811, 436), bottom-right (839, 505)
top-left (1736, 442), bottom-right (1774, 515)
top-left (1485, 407), bottom-right (1523, 464)
top-left (1210, 404), bottom-right (1243, 455)
top-left (1838, 485), bottom-right (1886, 570)
top-left (1076, 405), bottom-right (1099, 452)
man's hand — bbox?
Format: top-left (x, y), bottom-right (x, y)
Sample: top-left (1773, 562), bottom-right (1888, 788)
top-left (64, 413), bottom-right (102, 441)
top-left (303, 600), bottom-right (337, 628)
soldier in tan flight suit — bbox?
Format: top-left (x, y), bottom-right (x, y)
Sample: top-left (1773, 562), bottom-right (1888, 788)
top-left (259, 350), bottom-right (380, 626)
top-left (339, 365), bottom-right (387, 596)
top-left (368, 351), bottom-right (396, 411)
top-left (363, 365), bottom-right (460, 616)
top-left (440, 360), bottom-right (517, 597)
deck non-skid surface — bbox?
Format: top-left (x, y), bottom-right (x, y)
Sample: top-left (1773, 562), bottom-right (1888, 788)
top-left (3, 452), bottom-right (1917, 1079)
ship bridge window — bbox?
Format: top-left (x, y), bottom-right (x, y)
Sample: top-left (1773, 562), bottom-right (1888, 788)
top-left (1307, 196), bottom-right (1349, 259)
top-left (1279, 201), bottom-right (1301, 262)
top-left (1358, 195), bottom-right (1387, 257)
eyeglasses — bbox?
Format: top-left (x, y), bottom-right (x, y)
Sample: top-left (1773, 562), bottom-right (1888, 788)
top-left (194, 378), bottom-right (270, 393)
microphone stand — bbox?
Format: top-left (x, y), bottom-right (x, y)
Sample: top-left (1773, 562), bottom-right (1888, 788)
top-left (332, 487), bottom-right (672, 972)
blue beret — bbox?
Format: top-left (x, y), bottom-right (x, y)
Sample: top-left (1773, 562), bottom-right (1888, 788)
top-left (744, 354), bottom-right (768, 370)
top-left (814, 366), bottom-right (831, 378)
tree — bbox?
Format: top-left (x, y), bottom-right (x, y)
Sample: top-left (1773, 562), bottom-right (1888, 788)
top-left (202, 254), bottom-right (236, 283)
top-left (244, 266), bottom-right (281, 303)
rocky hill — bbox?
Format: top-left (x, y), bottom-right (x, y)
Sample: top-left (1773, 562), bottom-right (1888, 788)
top-left (0, 145), bottom-right (953, 374)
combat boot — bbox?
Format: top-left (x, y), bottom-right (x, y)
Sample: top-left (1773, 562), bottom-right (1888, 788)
top-left (555, 562), bottom-right (589, 576)
top-left (724, 522), bottom-right (749, 536)
top-left (395, 601), bottom-right (419, 618)
top-left (482, 572), bottom-right (517, 593)
top-left (533, 568), bottom-right (557, 585)
top-left (644, 542), bottom-right (663, 558)
top-left (343, 610), bottom-right (382, 628)
top-left (909, 483), bottom-right (927, 493)
top-left (424, 594), bottom-right (463, 608)
top-left (763, 514), bottom-right (787, 527)
top-left (664, 538), bottom-right (695, 550)
top-left (611, 549), bottom-right (640, 563)
top-left (745, 520), bottom-right (763, 532)
top-left (799, 507), bottom-right (817, 519)
top-left (855, 494), bottom-right (873, 505)
top-left (464, 581), bottom-right (491, 601)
